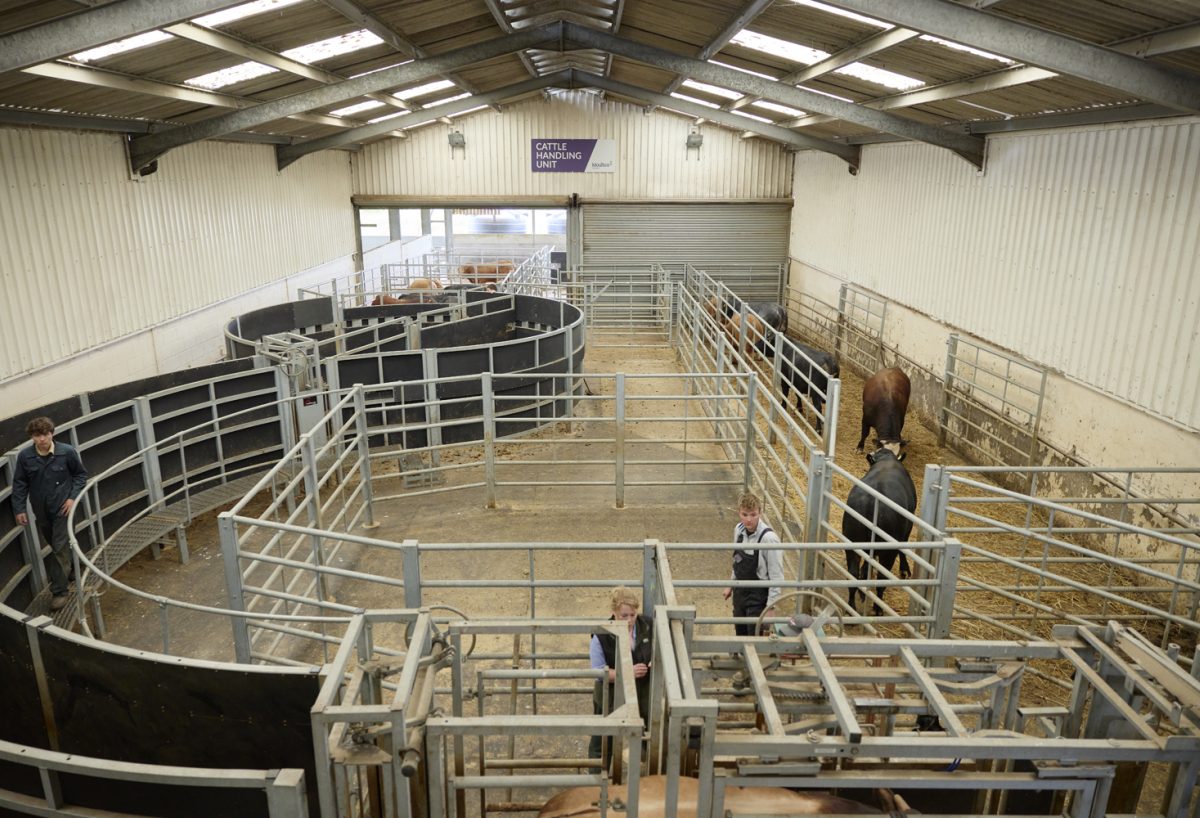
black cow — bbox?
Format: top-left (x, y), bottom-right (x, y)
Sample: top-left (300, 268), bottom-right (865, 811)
top-left (777, 342), bottom-right (839, 434)
top-left (841, 446), bottom-right (916, 615)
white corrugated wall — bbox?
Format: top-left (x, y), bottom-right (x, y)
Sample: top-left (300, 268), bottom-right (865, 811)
top-left (0, 128), bottom-right (354, 380)
top-left (353, 91), bottom-right (793, 200)
top-left (790, 117), bottom-right (1200, 429)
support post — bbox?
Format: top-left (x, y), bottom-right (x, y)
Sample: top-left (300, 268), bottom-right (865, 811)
top-left (929, 537), bottom-right (962, 639)
top-left (217, 513), bottom-right (253, 663)
top-left (266, 769), bottom-right (309, 818)
top-left (938, 334), bottom-right (958, 447)
top-left (133, 397), bottom-right (164, 511)
top-left (483, 373), bottom-right (497, 509)
top-left (823, 375), bottom-right (840, 454)
top-left (402, 539), bottom-right (422, 608)
top-left (803, 449), bottom-right (831, 546)
top-left (352, 385), bottom-right (378, 529)
top-left (615, 372), bottom-right (626, 509)
top-left (742, 378), bottom-right (758, 491)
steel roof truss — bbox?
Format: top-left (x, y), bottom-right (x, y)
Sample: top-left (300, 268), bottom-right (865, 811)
top-left (0, 0), bottom-right (247, 74)
top-left (563, 23), bottom-right (985, 167)
top-left (786, 21), bottom-right (1200, 129)
top-left (662, 0), bottom-right (775, 96)
top-left (813, 0), bottom-right (1200, 113)
top-left (575, 69), bottom-right (860, 169)
top-left (127, 24), bottom-right (562, 173)
top-left (275, 71), bottom-right (573, 170)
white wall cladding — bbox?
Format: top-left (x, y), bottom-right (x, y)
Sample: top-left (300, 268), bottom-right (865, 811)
top-left (790, 117), bottom-right (1200, 430)
top-left (0, 128), bottom-right (353, 381)
top-left (353, 91), bottom-right (793, 200)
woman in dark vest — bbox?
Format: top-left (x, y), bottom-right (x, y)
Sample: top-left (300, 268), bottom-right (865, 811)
top-left (588, 586), bottom-right (653, 760)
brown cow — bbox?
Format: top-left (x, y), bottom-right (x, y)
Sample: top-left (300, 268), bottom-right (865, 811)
top-left (858, 366), bottom-right (911, 451)
top-left (538, 775), bottom-right (886, 818)
top-left (370, 279), bottom-right (443, 305)
top-left (459, 260), bottom-right (514, 284)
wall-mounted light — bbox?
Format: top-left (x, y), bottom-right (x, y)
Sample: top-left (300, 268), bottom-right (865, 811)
top-left (686, 131), bottom-right (703, 149)
top-left (448, 130), bottom-right (465, 148)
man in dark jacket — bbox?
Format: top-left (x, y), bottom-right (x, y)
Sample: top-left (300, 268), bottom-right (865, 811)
top-left (12, 417), bottom-right (88, 610)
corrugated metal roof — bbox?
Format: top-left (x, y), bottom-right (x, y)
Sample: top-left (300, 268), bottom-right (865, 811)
top-left (0, 0), bottom-right (1197, 167)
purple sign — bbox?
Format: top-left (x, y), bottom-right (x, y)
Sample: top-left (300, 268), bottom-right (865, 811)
top-left (531, 139), bottom-right (616, 172)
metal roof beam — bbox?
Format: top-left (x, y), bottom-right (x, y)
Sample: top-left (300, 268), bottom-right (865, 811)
top-left (0, 107), bottom-right (364, 149)
top-left (662, 0), bottom-right (775, 96)
top-left (482, 0), bottom-right (542, 78)
top-left (724, 0), bottom-right (1007, 112)
top-left (164, 22), bottom-right (414, 113)
top-left (21, 61), bottom-right (353, 128)
top-left (562, 22), bottom-right (985, 167)
top-left (128, 23), bottom-right (561, 173)
top-left (316, 0), bottom-right (485, 97)
top-left (276, 71), bottom-right (572, 170)
top-left (786, 21), bottom-right (1200, 128)
top-left (574, 69), bottom-right (861, 170)
top-left (0, 0), bottom-right (246, 74)
top-left (812, 0), bottom-right (1200, 113)
top-left (836, 103), bottom-right (1182, 143)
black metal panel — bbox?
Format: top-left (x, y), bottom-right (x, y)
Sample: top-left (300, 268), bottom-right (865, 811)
top-left (39, 630), bottom-right (322, 810)
top-left (422, 312), bottom-right (512, 349)
top-left (514, 295), bottom-right (580, 327)
top-left (235, 303), bottom-right (298, 343)
top-left (95, 461), bottom-right (147, 513)
top-left (0, 396), bottom-right (85, 454)
top-left (214, 371), bottom-right (277, 400)
top-left (79, 428), bottom-right (141, 478)
top-left (0, 534), bottom-right (32, 609)
top-left (86, 360), bottom-right (258, 412)
top-left (57, 773), bottom-right (269, 818)
top-left (293, 297), bottom-right (333, 328)
top-left (0, 613), bottom-right (46, 747)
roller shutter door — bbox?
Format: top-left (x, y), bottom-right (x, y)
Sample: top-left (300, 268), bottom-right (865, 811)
top-left (580, 202), bottom-right (790, 268)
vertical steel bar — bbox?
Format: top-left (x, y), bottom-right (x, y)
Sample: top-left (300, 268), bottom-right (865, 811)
top-left (217, 513), bottom-right (253, 664)
top-left (938, 334), bottom-right (958, 448)
top-left (353, 385), bottom-right (378, 529)
top-left (615, 373), bottom-right (626, 509)
top-left (483, 373), bottom-right (497, 509)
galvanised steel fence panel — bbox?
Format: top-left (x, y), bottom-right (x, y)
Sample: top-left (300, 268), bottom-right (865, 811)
top-left (835, 283), bottom-right (889, 378)
top-left (923, 464), bottom-right (1200, 665)
top-left (938, 333), bottom-right (1049, 467)
top-left (561, 266), bottom-right (674, 345)
top-left (681, 271), bottom-right (840, 454)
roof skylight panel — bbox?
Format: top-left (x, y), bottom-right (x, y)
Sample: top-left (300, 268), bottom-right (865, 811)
top-left (331, 100), bottom-right (387, 117)
top-left (71, 31), bottom-right (173, 63)
top-left (681, 79), bottom-right (743, 100)
top-left (185, 29), bottom-right (384, 90)
top-left (787, 0), bottom-right (890, 29)
top-left (752, 100), bottom-right (806, 117)
top-left (70, 0), bottom-right (307, 63)
top-left (194, 0), bottom-right (306, 28)
top-left (731, 109), bottom-right (773, 123)
top-left (670, 93), bottom-right (721, 109)
top-left (708, 60), bottom-right (778, 81)
top-left (918, 36), bottom-right (1014, 64)
top-left (447, 104), bottom-right (488, 118)
top-left (731, 30), bottom-right (923, 91)
top-left (394, 80), bottom-right (456, 100)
